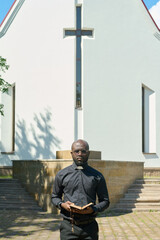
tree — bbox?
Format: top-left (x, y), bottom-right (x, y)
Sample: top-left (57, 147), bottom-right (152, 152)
top-left (0, 56), bottom-right (11, 116)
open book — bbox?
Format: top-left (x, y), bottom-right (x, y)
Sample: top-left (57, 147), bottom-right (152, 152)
top-left (70, 202), bottom-right (94, 210)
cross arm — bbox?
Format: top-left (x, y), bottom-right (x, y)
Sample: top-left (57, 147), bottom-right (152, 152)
top-left (65, 30), bottom-right (76, 36)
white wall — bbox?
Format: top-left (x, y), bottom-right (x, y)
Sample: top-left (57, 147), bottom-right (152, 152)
top-left (82, 0), bottom-right (160, 167)
top-left (0, 0), bottom-right (76, 165)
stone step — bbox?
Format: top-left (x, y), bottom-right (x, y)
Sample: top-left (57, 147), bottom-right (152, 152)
top-left (0, 185), bottom-right (27, 190)
top-left (130, 184), bottom-right (160, 188)
top-left (0, 194), bottom-right (33, 199)
top-left (0, 189), bottom-right (29, 193)
top-left (0, 204), bottom-right (42, 210)
top-left (112, 208), bottom-right (160, 212)
top-left (135, 179), bottom-right (160, 184)
top-left (0, 178), bottom-right (42, 211)
top-left (125, 193), bottom-right (160, 197)
top-left (0, 182), bottom-right (25, 187)
top-left (0, 186), bottom-right (24, 190)
top-left (116, 202), bottom-right (160, 208)
top-left (0, 178), bottom-right (18, 182)
top-left (120, 198), bottom-right (160, 203)
top-left (124, 195), bottom-right (160, 200)
top-left (0, 183), bottom-right (22, 187)
top-left (0, 191), bottom-right (31, 196)
top-left (112, 178), bottom-right (160, 212)
top-left (128, 188), bottom-right (160, 193)
top-left (0, 198), bottom-right (37, 204)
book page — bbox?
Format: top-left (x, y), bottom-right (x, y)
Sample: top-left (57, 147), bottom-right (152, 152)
top-left (70, 202), bottom-right (93, 210)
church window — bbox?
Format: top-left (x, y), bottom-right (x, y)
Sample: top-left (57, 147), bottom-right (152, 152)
top-left (142, 85), bottom-right (156, 153)
top-left (64, 6), bottom-right (93, 109)
top-left (0, 84), bottom-right (15, 153)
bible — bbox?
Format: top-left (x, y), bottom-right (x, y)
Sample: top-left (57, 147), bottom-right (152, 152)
top-left (70, 202), bottom-right (94, 210)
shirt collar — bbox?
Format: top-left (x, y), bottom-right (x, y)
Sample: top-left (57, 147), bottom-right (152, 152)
top-left (72, 162), bottom-right (88, 170)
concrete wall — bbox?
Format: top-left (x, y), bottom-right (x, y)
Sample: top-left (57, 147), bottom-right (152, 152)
top-left (144, 167), bottom-right (160, 177)
top-left (13, 160), bottom-right (144, 212)
top-left (0, 166), bottom-right (12, 176)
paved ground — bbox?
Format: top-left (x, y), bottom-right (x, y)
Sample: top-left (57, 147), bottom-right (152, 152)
top-left (0, 210), bottom-right (160, 240)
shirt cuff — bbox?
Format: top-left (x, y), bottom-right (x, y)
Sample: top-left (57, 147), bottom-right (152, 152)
top-left (57, 201), bottom-right (63, 210)
top-left (91, 205), bottom-right (98, 213)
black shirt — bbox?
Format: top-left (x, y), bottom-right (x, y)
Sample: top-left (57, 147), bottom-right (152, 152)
top-left (51, 162), bottom-right (110, 219)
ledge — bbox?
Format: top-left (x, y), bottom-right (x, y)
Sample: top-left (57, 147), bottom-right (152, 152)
top-left (1, 151), bottom-right (15, 155)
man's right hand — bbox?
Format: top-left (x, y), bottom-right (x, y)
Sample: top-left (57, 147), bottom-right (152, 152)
top-left (61, 201), bottom-right (73, 211)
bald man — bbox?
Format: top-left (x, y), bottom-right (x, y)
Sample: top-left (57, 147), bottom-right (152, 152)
top-left (52, 140), bottom-right (110, 240)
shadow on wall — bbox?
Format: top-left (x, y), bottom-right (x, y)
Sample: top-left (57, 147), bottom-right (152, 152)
top-left (0, 109), bottom-right (61, 165)
top-left (16, 109), bottom-right (61, 160)
top-left (0, 143), bottom-right (11, 165)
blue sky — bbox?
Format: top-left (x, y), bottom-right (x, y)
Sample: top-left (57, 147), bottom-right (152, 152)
top-left (0, 0), bottom-right (159, 30)
top-left (148, 0), bottom-right (160, 29)
top-left (0, 0), bottom-right (16, 25)
top-left (143, 0), bottom-right (160, 9)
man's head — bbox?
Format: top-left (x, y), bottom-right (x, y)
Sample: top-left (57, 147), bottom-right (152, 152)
top-left (71, 139), bottom-right (90, 166)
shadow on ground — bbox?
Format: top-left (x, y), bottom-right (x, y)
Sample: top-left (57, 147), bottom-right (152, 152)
top-left (97, 209), bottom-right (132, 218)
top-left (0, 210), bottom-right (61, 239)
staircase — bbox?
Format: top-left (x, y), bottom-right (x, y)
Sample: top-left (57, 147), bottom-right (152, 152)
top-left (0, 178), bottom-right (42, 210)
top-left (113, 178), bottom-right (160, 212)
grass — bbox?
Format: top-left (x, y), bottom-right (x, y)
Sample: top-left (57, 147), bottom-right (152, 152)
top-left (0, 175), bottom-right (12, 178)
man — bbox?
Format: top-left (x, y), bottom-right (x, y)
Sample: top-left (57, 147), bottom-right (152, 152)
top-left (51, 139), bottom-right (110, 240)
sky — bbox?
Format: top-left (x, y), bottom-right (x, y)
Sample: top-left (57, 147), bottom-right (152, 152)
top-left (144, 0), bottom-right (160, 29)
top-left (0, 0), bottom-right (160, 30)
top-left (0, 0), bottom-right (16, 26)
top-left (143, 0), bottom-right (160, 9)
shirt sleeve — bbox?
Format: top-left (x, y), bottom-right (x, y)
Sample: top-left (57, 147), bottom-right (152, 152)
top-left (51, 172), bottom-right (64, 208)
top-left (92, 174), bottom-right (110, 213)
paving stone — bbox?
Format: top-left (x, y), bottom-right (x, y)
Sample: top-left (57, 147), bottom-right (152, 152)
top-left (0, 210), bottom-right (160, 239)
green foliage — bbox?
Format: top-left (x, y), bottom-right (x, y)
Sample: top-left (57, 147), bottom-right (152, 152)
top-left (0, 56), bottom-right (11, 116)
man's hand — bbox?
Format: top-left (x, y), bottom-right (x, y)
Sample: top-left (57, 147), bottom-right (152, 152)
top-left (71, 206), bottom-right (94, 215)
top-left (61, 202), bottom-right (94, 214)
top-left (61, 201), bottom-right (73, 212)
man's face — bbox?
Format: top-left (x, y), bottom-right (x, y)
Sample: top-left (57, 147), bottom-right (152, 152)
top-left (71, 141), bottom-right (90, 166)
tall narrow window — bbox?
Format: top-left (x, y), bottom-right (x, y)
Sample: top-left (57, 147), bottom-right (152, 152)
top-left (0, 84), bottom-right (15, 153)
top-left (142, 85), bottom-right (156, 153)
top-left (64, 6), bottom-right (93, 108)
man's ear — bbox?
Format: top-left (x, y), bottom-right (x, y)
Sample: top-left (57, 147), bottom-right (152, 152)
top-left (70, 151), bottom-right (74, 160)
top-left (88, 151), bottom-right (90, 158)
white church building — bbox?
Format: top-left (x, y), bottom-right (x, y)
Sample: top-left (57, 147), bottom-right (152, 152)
top-left (0, 0), bottom-right (160, 167)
